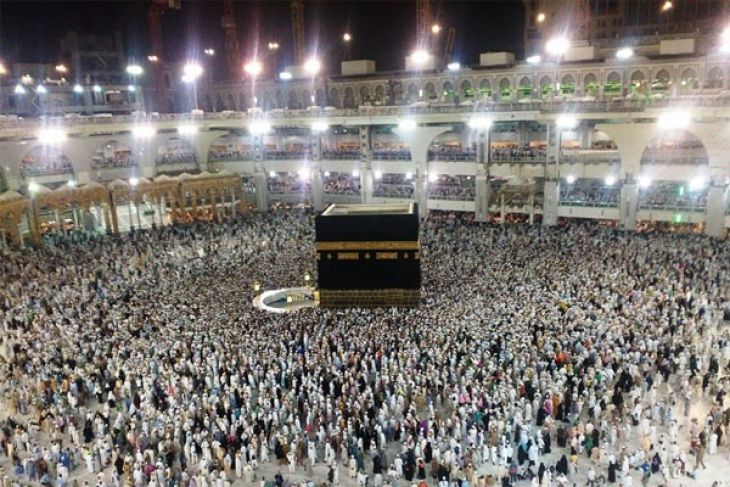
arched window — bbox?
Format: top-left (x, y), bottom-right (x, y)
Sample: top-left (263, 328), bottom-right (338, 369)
top-left (406, 83), bottom-right (418, 102)
top-left (560, 74), bottom-right (575, 94)
top-left (539, 75), bottom-right (553, 97)
top-left (375, 85), bottom-right (385, 102)
top-left (208, 133), bottom-right (252, 162)
top-left (329, 88), bottom-right (341, 108)
top-left (359, 86), bottom-right (370, 104)
top-left (583, 73), bottom-right (598, 96)
top-left (653, 69), bottom-right (671, 91)
top-left (227, 94), bottom-right (236, 111)
top-left (479, 79), bottom-right (491, 97)
top-left (288, 91), bottom-right (299, 109)
top-left (424, 82), bottom-right (436, 100)
top-left (518, 76), bottom-right (532, 98)
top-left (707, 67), bottom-right (724, 89)
top-left (499, 78), bottom-right (512, 100)
top-left (275, 90), bottom-right (285, 109)
top-left (605, 72), bottom-right (621, 94)
top-left (442, 81), bottom-right (454, 99)
top-left (215, 95), bottom-right (226, 112)
top-left (315, 88), bottom-right (325, 106)
top-left (344, 87), bottom-right (356, 108)
top-left (680, 68), bottom-right (698, 92)
top-left (461, 80), bottom-right (473, 98)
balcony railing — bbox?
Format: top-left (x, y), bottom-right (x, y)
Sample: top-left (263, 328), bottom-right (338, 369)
top-left (5, 95), bottom-right (730, 129)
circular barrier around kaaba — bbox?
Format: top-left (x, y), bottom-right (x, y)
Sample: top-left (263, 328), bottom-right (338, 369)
top-left (252, 286), bottom-right (318, 313)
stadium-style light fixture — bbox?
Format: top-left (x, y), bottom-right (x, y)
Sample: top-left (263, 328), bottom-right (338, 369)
top-left (411, 49), bottom-right (430, 66)
top-left (244, 60), bottom-right (263, 77)
top-left (556, 115), bottom-right (578, 129)
top-left (428, 173), bottom-right (438, 183)
top-left (268, 42), bottom-right (279, 51)
top-left (343, 33), bottom-right (352, 42)
top-left (129, 177), bottom-right (139, 187)
top-left (73, 84), bottom-right (84, 94)
top-left (36, 85), bottom-right (48, 94)
top-left (447, 62), bottom-right (461, 71)
top-left (126, 65), bottom-right (144, 76)
top-left (324, 171), bottom-right (331, 177)
top-left (183, 63), bottom-right (204, 80)
top-left (279, 72), bottom-right (293, 80)
top-left (431, 24), bottom-right (441, 34)
top-left (405, 172), bottom-right (413, 180)
top-left (661, 0), bottom-right (673, 12)
top-left (658, 111), bottom-right (689, 130)
top-left (526, 55), bottom-right (541, 65)
top-left (468, 117), bottom-right (492, 130)
top-left (14, 84), bottom-right (26, 95)
top-left (374, 170), bottom-right (383, 180)
top-left (92, 85), bottom-right (102, 93)
top-left (566, 175), bottom-right (576, 184)
top-left (689, 177), bottom-right (706, 191)
top-left (67, 179), bottom-right (76, 188)
top-left (303, 58), bottom-right (321, 76)
top-left (37, 128), bottom-right (67, 145)
top-left (546, 36), bottom-right (570, 56)
top-left (269, 170), bottom-right (276, 178)
top-left (148, 55), bottom-right (159, 63)
top-left (536, 12), bottom-right (546, 23)
top-left (0, 63), bottom-right (6, 76)
top-left (204, 48), bottom-right (215, 56)
top-left (311, 121), bottom-right (329, 132)
top-left (616, 47), bottom-right (634, 60)
top-left (177, 124), bottom-right (198, 136)
top-left (398, 119), bottom-right (417, 131)
top-left (638, 176), bottom-right (652, 189)
top-left (132, 126), bottom-right (156, 138)
top-left (352, 169), bottom-right (360, 177)
top-left (605, 175), bottom-right (617, 186)
top-left (55, 64), bottom-right (68, 74)
top-left (28, 182), bottom-right (40, 194)
top-left (298, 168), bottom-right (311, 181)
top-left (249, 121), bottom-right (272, 136)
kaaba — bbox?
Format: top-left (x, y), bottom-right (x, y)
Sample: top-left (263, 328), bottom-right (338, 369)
top-left (315, 203), bottom-right (421, 307)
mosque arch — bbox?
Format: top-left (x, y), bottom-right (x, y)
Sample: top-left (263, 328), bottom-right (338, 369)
top-left (374, 84), bottom-right (386, 103)
top-left (424, 82), bottom-right (436, 100)
top-left (499, 77), bottom-right (512, 100)
top-left (680, 68), bottom-right (699, 93)
top-left (275, 90), bottom-right (285, 109)
top-left (207, 133), bottom-right (252, 162)
top-left (640, 129), bottom-right (708, 166)
top-left (343, 87), bottom-right (356, 108)
top-left (20, 145), bottom-right (74, 178)
top-left (226, 94), bottom-right (236, 111)
top-left (478, 79), bottom-right (491, 97)
top-left (155, 137), bottom-right (198, 168)
top-left (460, 79), bottom-right (473, 97)
top-left (329, 88), bottom-right (341, 107)
top-left (707, 67), bottom-right (724, 89)
top-left (91, 140), bottom-right (136, 170)
top-left (583, 72), bottom-right (598, 96)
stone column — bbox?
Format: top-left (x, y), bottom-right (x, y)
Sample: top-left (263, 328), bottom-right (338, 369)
top-left (704, 182), bottom-right (729, 238)
top-left (414, 170), bottom-right (428, 218)
top-left (359, 126), bottom-right (373, 204)
top-left (499, 193), bottom-right (506, 222)
top-left (252, 134), bottom-right (269, 210)
top-left (542, 122), bottom-right (560, 226)
top-left (474, 127), bottom-right (491, 222)
top-left (517, 122), bottom-right (530, 147)
top-left (619, 180), bottom-right (639, 231)
top-left (578, 123), bottom-right (592, 149)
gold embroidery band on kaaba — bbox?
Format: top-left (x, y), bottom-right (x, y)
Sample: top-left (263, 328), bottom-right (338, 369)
top-left (336, 252), bottom-right (360, 260)
top-left (316, 240), bottom-right (420, 251)
top-left (375, 252), bottom-right (398, 260)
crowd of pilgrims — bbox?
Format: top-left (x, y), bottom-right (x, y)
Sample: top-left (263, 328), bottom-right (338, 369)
top-left (0, 210), bottom-right (729, 487)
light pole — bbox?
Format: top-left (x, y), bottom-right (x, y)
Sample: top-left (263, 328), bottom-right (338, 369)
top-left (303, 57), bottom-right (321, 106)
top-left (546, 36), bottom-right (569, 99)
top-left (244, 60), bottom-right (263, 107)
top-left (182, 63), bottom-right (203, 111)
top-left (126, 65), bottom-right (144, 106)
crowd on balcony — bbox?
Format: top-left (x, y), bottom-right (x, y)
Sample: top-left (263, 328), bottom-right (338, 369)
top-left (639, 183), bottom-right (709, 210)
top-left (428, 147), bottom-right (477, 161)
top-left (371, 146), bottom-right (411, 160)
top-left (208, 148), bottom-right (253, 163)
top-left (560, 179), bottom-right (621, 206)
top-left (20, 150), bottom-right (74, 177)
top-left (323, 172), bottom-right (360, 195)
top-left (322, 148), bottom-right (362, 160)
top-left (267, 173), bottom-right (311, 194)
top-left (155, 150), bottom-right (197, 166)
top-left (491, 145), bottom-right (547, 161)
top-left (642, 138), bottom-right (708, 165)
top-left (264, 147), bottom-right (310, 160)
top-left (427, 175), bottom-right (476, 200)
top-left (91, 152), bottom-right (137, 170)
top-left (373, 173), bottom-right (415, 198)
